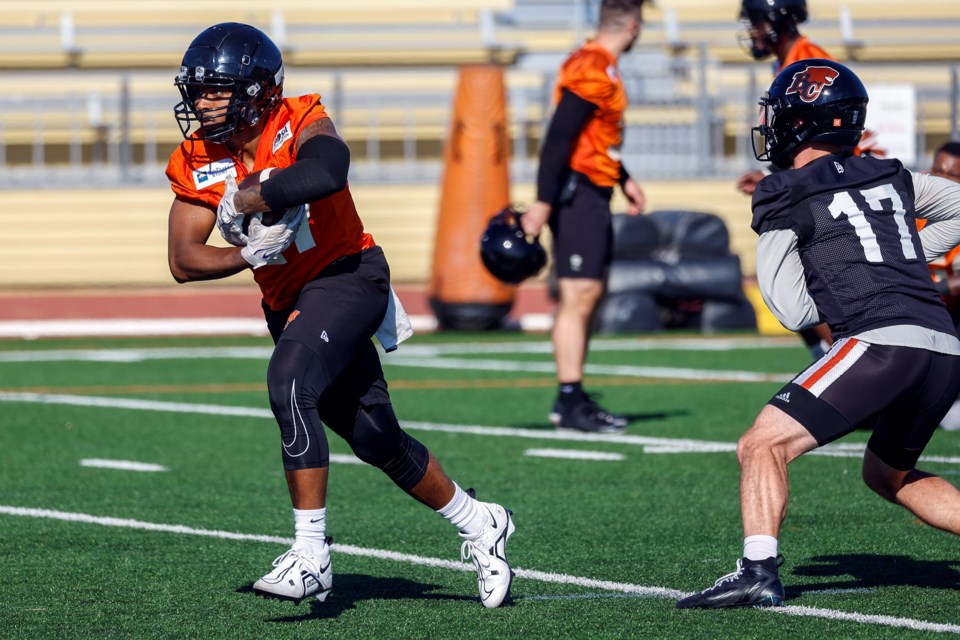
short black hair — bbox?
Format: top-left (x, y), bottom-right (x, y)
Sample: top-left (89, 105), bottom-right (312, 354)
top-left (599, 0), bottom-right (647, 28)
top-left (936, 141), bottom-right (960, 158)
top-left (601, 0), bottom-right (648, 8)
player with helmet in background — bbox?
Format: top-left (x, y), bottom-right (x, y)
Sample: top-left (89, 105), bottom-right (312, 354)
top-left (735, 0), bottom-right (881, 360)
top-left (520, 0), bottom-right (648, 434)
top-left (736, 0), bottom-right (886, 197)
top-left (676, 59), bottom-right (960, 609)
top-left (166, 22), bottom-right (514, 608)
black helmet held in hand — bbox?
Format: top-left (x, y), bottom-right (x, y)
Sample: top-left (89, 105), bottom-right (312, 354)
top-left (174, 22), bottom-right (285, 143)
top-left (753, 58), bottom-right (868, 168)
top-left (480, 207), bottom-right (547, 285)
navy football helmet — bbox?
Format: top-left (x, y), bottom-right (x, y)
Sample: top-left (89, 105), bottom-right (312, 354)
top-left (753, 58), bottom-right (868, 168)
top-left (480, 207), bottom-right (547, 285)
top-left (738, 0), bottom-right (807, 60)
top-left (174, 23), bottom-right (284, 143)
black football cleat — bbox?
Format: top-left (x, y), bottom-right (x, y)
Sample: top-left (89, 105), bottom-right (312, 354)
top-left (676, 556), bottom-right (785, 609)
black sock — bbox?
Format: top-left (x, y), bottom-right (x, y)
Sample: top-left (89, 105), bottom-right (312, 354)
top-left (558, 381), bottom-right (583, 405)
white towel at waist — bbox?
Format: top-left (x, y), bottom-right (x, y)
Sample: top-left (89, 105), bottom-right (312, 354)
top-left (375, 286), bottom-right (414, 352)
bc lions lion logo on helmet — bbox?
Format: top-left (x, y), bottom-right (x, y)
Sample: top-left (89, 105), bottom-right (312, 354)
top-left (785, 65), bottom-right (840, 103)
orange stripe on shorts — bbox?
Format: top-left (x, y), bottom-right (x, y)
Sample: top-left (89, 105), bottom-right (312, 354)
top-left (798, 338), bottom-right (860, 391)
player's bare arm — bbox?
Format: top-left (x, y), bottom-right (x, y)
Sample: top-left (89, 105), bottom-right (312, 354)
top-left (168, 197), bottom-right (249, 282)
top-left (232, 116), bottom-right (350, 217)
top-left (295, 117), bottom-right (343, 152)
top-left (622, 177), bottom-right (646, 214)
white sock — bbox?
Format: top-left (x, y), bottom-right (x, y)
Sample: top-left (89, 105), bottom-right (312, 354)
top-left (293, 508), bottom-right (327, 554)
top-left (743, 534), bottom-right (778, 561)
top-left (436, 484), bottom-right (486, 537)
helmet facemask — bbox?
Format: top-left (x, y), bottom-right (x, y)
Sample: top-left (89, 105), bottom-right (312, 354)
top-left (173, 23), bottom-right (285, 144)
top-left (751, 93), bottom-right (810, 168)
top-left (737, 15), bottom-right (781, 60)
top-left (736, 1), bottom-right (805, 61)
top-left (174, 66), bottom-right (283, 143)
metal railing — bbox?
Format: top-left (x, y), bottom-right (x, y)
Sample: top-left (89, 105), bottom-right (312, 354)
top-left (0, 52), bottom-right (956, 188)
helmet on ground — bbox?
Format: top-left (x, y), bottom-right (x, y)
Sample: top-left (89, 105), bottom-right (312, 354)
top-left (480, 207), bottom-right (547, 285)
top-left (174, 22), bottom-right (284, 143)
top-left (738, 0), bottom-right (807, 60)
top-left (753, 58), bottom-right (868, 168)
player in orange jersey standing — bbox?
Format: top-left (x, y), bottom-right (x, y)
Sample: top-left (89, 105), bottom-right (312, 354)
top-left (165, 22), bottom-right (514, 608)
top-left (520, 0), bottom-right (648, 433)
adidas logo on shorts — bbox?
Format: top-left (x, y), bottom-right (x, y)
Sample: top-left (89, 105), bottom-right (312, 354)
top-left (774, 392), bottom-right (791, 403)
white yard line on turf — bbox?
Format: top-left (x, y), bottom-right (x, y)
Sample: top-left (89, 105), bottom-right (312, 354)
top-left (0, 505), bottom-right (957, 634)
top-left (79, 459), bottom-right (168, 472)
top-left (2, 392), bottom-right (959, 466)
top-left (0, 343), bottom-right (795, 382)
top-left (524, 449), bottom-right (625, 461)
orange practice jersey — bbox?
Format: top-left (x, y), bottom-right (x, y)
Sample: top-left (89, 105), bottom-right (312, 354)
top-left (166, 95), bottom-right (375, 311)
top-left (554, 42), bottom-right (628, 188)
top-left (776, 35), bottom-right (834, 74)
top-left (916, 217), bottom-right (960, 306)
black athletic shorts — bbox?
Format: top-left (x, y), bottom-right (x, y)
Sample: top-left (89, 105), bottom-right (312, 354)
top-left (261, 246), bottom-right (392, 408)
top-left (549, 173), bottom-right (614, 280)
top-left (768, 337), bottom-right (960, 470)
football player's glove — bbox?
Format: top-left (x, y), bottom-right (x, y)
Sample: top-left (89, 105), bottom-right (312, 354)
top-left (240, 204), bottom-right (306, 269)
top-left (216, 174), bottom-right (247, 247)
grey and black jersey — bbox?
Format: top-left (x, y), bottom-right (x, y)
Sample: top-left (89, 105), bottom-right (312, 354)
top-left (752, 152), bottom-right (958, 341)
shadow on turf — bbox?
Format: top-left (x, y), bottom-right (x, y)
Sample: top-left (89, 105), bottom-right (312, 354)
top-left (237, 574), bottom-right (479, 620)
top-left (787, 554), bottom-right (960, 596)
top-left (516, 409), bottom-right (688, 431)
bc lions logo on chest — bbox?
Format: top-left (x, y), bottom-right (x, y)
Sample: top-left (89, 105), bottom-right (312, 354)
top-left (785, 65), bottom-right (840, 103)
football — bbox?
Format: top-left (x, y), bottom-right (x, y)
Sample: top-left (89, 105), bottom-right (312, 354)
top-left (238, 168), bottom-right (284, 228)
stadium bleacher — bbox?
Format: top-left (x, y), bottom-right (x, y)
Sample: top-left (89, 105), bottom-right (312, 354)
top-left (2, 0), bottom-right (959, 290)
top-left (0, 0), bottom-right (518, 69)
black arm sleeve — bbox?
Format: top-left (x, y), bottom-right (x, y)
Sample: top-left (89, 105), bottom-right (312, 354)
top-left (259, 135), bottom-right (350, 210)
top-left (536, 89), bottom-right (598, 203)
top-left (618, 164), bottom-right (631, 187)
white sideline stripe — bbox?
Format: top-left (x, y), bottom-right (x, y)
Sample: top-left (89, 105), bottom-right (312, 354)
top-left (0, 313), bottom-right (797, 344)
top-left (1, 505), bottom-right (957, 634)
top-left (0, 319), bottom-right (271, 339)
top-left (79, 459), bottom-right (168, 472)
top-left (523, 449), bottom-right (625, 461)
top-left (0, 343), bottom-right (795, 381)
top-left (0, 337), bottom-right (799, 362)
top-left (398, 336), bottom-right (799, 355)
top-left (0, 346), bottom-right (276, 363)
top-left (388, 356), bottom-right (792, 383)
top-left (0, 347), bottom-right (792, 383)
top-left (3, 393), bottom-right (960, 466)
top-left (0, 316), bottom-right (437, 339)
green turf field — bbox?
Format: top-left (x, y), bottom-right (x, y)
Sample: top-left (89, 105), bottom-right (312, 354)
top-left (1, 332), bottom-right (958, 639)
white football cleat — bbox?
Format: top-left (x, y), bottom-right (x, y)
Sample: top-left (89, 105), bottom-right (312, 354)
top-left (252, 540), bottom-right (333, 604)
top-left (460, 503), bottom-right (515, 608)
